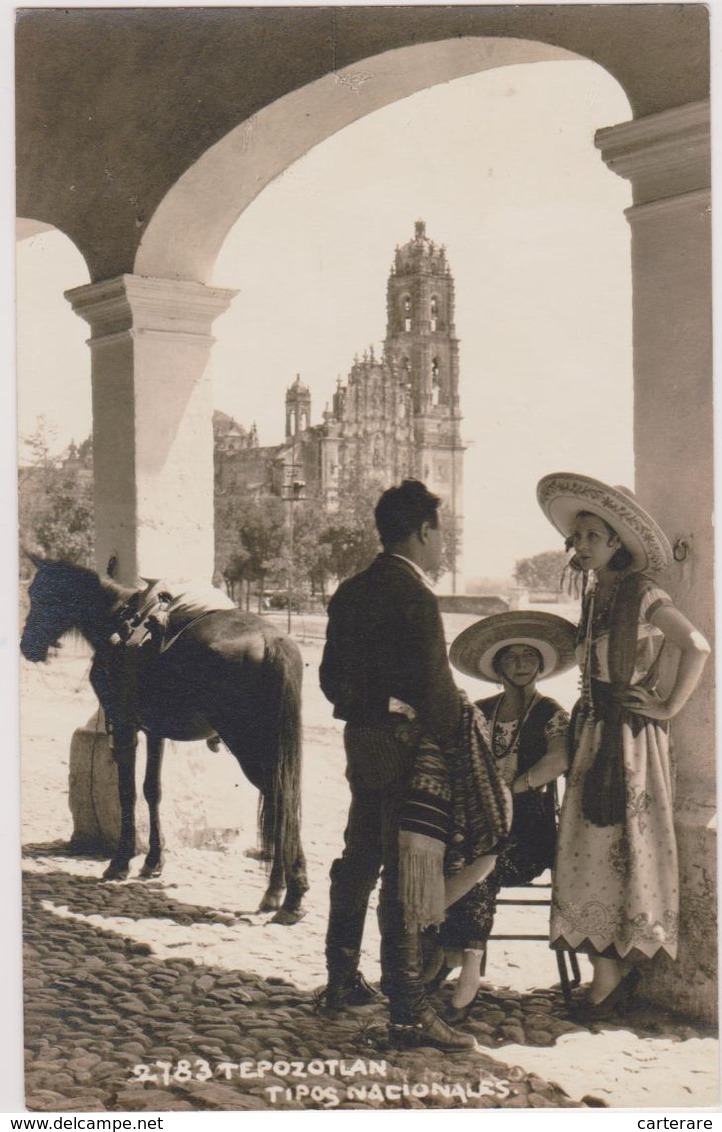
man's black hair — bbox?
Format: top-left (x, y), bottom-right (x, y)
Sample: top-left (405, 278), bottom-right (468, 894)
top-left (374, 479), bottom-right (441, 548)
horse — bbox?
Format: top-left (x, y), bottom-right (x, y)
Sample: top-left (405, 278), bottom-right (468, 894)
top-left (20, 555), bottom-right (308, 924)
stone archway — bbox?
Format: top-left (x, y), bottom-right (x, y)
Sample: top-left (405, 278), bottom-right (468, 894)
top-left (67, 37), bottom-right (611, 586)
top-left (135, 38), bottom-right (583, 283)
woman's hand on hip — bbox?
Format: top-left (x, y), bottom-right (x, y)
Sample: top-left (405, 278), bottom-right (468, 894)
top-left (622, 686), bottom-right (674, 721)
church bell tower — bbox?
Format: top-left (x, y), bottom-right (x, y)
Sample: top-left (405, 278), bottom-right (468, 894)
top-left (285, 374), bottom-right (311, 437)
top-left (384, 220), bottom-right (464, 589)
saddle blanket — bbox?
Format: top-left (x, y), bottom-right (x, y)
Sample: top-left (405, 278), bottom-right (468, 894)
top-left (143, 580), bottom-right (237, 620)
top-left (132, 580), bottom-right (237, 651)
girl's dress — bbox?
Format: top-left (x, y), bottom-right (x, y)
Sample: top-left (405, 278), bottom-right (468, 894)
top-left (550, 575), bottom-right (678, 960)
top-left (442, 692), bottom-right (568, 951)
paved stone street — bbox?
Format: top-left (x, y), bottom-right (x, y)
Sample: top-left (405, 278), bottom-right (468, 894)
top-left (18, 618), bottom-right (719, 1112)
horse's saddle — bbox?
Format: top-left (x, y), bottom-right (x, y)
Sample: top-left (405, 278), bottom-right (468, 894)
top-left (110, 580), bottom-right (236, 655)
top-left (102, 582), bottom-right (236, 748)
top-left (110, 585), bottom-right (171, 651)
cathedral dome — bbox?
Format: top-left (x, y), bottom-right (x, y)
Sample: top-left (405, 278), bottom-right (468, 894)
top-left (213, 409), bottom-right (247, 438)
top-left (393, 220), bottom-right (448, 275)
top-left (287, 373), bottom-right (310, 397)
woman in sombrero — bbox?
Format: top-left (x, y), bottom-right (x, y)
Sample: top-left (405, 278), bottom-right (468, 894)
top-left (537, 473), bottom-right (710, 1018)
top-left (438, 611), bottom-right (576, 1022)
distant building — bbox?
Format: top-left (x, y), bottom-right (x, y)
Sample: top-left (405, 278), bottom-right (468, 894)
top-left (214, 221), bottom-right (465, 582)
top-left (19, 437), bottom-right (94, 513)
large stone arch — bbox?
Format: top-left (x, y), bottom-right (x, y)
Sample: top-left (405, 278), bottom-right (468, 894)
top-left (135, 38), bottom-right (586, 283)
top-left (68, 34), bottom-right (631, 587)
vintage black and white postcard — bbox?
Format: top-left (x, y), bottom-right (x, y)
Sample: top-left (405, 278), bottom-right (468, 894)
top-left (8, 0), bottom-right (717, 1119)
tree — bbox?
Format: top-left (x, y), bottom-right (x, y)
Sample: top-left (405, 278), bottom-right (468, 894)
top-left (219, 548), bottom-right (251, 604)
top-left (20, 414), bottom-right (58, 473)
top-left (216, 488), bottom-right (287, 608)
top-left (19, 427), bottom-right (94, 569)
top-left (438, 513), bottom-right (461, 586)
top-left (33, 471), bottom-right (94, 564)
top-left (287, 493), bottom-right (328, 603)
top-left (317, 475), bottom-right (384, 585)
top-left (513, 549), bottom-right (568, 592)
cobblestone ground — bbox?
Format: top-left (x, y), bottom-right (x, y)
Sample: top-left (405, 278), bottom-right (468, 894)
top-left (22, 862), bottom-right (585, 1112)
top-left (18, 622), bottom-right (719, 1112)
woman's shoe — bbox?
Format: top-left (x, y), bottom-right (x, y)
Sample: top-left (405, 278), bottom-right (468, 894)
top-left (573, 969), bottom-right (639, 1021)
top-left (621, 966), bottom-right (641, 1006)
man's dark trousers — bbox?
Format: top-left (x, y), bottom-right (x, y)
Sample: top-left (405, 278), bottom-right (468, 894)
top-left (325, 718), bottom-right (429, 1023)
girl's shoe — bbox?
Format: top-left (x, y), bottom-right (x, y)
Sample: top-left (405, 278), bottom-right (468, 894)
top-left (573, 968), bottom-right (640, 1021)
top-left (444, 992), bottom-right (480, 1026)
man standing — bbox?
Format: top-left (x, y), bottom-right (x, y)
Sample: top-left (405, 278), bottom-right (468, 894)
top-left (318, 479), bottom-right (476, 1052)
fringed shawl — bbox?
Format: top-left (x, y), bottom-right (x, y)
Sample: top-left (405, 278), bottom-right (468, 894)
top-left (445, 698), bottom-right (514, 874)
top-left (399, 695), bottom-right (512, 929)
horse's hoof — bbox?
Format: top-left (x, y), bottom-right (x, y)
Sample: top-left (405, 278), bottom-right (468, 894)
top-left (102, 862), bottom-right (130, 881)
top-left (258, 893), bottom-right (283, 913)
top-left (271, 907), bottom-right (307, 926)
top-left (139, 862), bottom-right (164, 880)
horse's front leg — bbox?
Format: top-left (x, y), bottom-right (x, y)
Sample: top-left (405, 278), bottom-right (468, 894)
top-left (103, 727), bottom-right (138, 880)
top-left (140, 734), bottom-right (165, 879)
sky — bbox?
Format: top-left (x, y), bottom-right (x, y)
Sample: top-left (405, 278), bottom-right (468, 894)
top-left (16, 57), bottom-right (634, 579)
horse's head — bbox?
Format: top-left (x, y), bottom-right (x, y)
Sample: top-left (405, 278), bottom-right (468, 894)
top-left (21, 556), bottom-right (105, 662)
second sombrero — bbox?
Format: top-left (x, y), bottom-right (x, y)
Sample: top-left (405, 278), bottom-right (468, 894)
top-left (450, 610), bottom-right (578, 683)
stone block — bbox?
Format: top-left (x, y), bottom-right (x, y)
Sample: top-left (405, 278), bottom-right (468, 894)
top-left (67, 710), bottom-right (249, 855)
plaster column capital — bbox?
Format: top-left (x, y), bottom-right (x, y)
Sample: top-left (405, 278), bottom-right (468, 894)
top-left (64, 274), bottom-right (237, 584)
top-left (65, 274), bottom-right (238, 342)
top-left (595, 99), bottom-right (710, 205)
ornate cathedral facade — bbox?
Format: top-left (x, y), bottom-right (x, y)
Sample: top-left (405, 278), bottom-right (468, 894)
top-left (215, 220), bottom-right (465, 573)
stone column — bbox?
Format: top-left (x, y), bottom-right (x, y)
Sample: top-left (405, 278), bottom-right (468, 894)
top-left (63, 275), bottom-right (238, 858)
top-left (597, 101), bottom-right (715, 1020)
top-left (65, 275), bottom-right (237, 585)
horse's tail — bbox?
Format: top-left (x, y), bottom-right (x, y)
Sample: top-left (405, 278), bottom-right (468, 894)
top-left (258, 634), bottom-right (303, 866)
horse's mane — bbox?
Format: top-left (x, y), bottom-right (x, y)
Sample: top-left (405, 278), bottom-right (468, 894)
top-left (29, 560), bottom-right (141, 655)
top-left (98, 574), bottom-right (140, 605)
top-left (36, 558), bottom-right (140, 607)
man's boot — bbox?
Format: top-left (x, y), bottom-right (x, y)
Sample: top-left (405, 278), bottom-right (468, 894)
top-left (425, 961), bottom-right (453, 993)
top-left (389, 1005), bottom-right (478, 1052)
top-left (315, 970), bottom-right (380, 1013)
top-left (381, 904), bottom-right (478, 1053)
top-left (420, 926), bottom-right (445, 985)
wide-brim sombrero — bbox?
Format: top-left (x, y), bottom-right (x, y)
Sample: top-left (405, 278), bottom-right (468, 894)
top-left (450, 611), bottom-right (578, 683)
top-left (536, 472), bottom-right (672, 574)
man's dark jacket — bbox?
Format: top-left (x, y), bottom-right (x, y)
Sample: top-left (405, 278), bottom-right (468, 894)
top-left (320, 553), bottom-right (462, 749)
